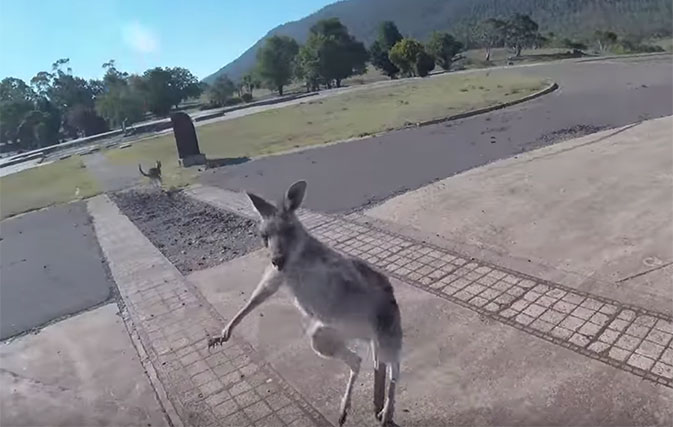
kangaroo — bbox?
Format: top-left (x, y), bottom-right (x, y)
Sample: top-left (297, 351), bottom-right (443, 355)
top-left (138, 160), bottom-right (162, 188)
top-left (208, 181), bottom-right (402, 426)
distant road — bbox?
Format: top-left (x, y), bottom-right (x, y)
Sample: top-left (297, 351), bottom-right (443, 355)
top-left (202, 56), bottom-right (673, 212)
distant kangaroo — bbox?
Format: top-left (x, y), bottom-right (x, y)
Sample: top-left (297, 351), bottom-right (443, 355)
top-left (208, 181), bottom-right (402, 426)
top-left (138, 160), bottom-right (162, 188)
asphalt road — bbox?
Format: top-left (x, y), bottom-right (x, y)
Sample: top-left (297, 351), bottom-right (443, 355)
top-left (0, 202), bottom-right (113, 339)
top-left (201, 56), bottom-right (673, 212)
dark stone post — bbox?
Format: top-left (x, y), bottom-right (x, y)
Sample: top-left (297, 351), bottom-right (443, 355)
top-left (170, 112), bottom-right (206, 167)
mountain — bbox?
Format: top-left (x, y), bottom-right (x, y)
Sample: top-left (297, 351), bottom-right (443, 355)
top-left (203, 0), bottom-right (672, 83)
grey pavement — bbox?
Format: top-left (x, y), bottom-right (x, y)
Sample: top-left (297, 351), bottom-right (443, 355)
top-left (0, 303), bottom-right (168, 426)
top-left (82, 175), bottom-right (673, 426)
top-left (201, 56), bottom-right (673, 213)
top-left (365, 117), bottom-right (673, 315)
top-left (0, 201), bottom-right (114, 339)
top-left (89, 195), bottom-right (331, 427)
top-left (82, 152), bottom-right (141, 192)
top-left (184, 185), bottom-right (673, 425)
top-left (190, 249), bottom-right (672, 426)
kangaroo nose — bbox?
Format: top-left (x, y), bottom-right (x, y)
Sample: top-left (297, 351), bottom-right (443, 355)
top-left (271, 256), bottom-right (286, 270)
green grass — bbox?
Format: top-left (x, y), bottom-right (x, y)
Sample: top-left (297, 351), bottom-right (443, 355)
top-left (106, 71), bottom-right (547, 184)
top-left (0, 157), bottom-right (100, 219)
top-left (1, 70), bottom-right (546, 219)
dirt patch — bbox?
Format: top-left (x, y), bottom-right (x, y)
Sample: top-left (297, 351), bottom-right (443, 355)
top-left (111, 189), bottom-right (260, 274)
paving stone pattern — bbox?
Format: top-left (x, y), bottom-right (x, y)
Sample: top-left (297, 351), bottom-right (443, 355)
top-left (89, 196), bottom-right (331, 427)
top-left (304, 213), bottom-right (673, 388)
top-left (187, 185), bottom-right (673, 388)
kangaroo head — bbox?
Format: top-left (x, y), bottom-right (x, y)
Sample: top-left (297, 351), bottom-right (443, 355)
top-left (247, 180), bottom-right (307, 271)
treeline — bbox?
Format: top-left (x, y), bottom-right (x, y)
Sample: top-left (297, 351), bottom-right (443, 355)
top-left (206, 0), bottom-right (671, 82)
top-left (210, 18), bottom-right (463, 98)
top-left (214, 13), bottom-right (665, 98)
top-left (0, 59), bottom-right (204, 151)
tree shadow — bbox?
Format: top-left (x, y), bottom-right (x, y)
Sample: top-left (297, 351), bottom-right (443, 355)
top-left (205, 156), bottom-right (250, 169)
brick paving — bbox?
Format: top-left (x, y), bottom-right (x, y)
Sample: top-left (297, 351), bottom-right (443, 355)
top-left (89, 195), bottom-right (330, 427)
top-left (187, 185), bottom-right (673, 389)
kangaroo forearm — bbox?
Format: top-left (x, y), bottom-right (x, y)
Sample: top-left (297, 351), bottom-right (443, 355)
top-left (227, 287), bottom-right (273, 331)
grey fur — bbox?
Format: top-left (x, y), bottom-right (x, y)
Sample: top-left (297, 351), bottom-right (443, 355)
top-left (139, 160), bottom-right (162, 188)
top-left (208, 180), bottom-right (402, 426)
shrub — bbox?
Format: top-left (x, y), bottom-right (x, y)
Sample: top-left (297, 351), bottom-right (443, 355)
top-left (415, 50), bottom-right (436, 77)
top-left (224, 97), bottom-right (243, 106)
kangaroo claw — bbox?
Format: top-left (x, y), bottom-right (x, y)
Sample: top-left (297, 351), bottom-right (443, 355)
top-left (207, 336), bottom-right (224, 349)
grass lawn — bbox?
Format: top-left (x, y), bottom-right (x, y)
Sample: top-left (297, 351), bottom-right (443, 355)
top-left (1, 70), bottom-right (546, 219)
top-left (105, 70), bottom-right (547, 184)
top-left (0, 157), bottom-right (100, 219)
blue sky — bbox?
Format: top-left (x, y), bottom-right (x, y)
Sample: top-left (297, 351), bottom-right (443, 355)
top-left (0, 0), bottom-right (334, 82)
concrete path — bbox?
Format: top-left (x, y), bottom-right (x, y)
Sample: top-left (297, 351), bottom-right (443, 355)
top-left (84, 183), bottom-right (672, 426)
top-left (81, 152), bottom-right (141, 192)
top-left (201, 56), bottom-right (672, 213)
top-left (0, 303), bottom-right (168, 426)
top-left (365, 116), bottom-right (673, 315)
top-left (190, 249), bottom-right (672, 426)
top-left (0, 201), bottom-right (114, 339)
top-left (89, 195), bottom-right (331, 427)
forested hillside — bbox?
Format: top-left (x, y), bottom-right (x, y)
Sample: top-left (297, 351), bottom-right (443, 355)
top-left (204, 0), bottom-right (671, 82)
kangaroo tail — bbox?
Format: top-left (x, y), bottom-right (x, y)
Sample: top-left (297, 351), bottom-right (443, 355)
top-left (138, 164), bottom-right (150, 177)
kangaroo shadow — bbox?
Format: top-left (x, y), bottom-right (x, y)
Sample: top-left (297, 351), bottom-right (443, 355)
top-left (205, 156), bottom-right (250, 169)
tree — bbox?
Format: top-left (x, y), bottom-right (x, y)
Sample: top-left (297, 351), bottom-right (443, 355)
top-left (256, 35), bottom-right (299, 96)
top-left (594, 30), bottom-right (618, 52)
top-left (168, 67), bottom-right (202, 108)
top-left (15, 100), bottom-right (61, 149)
top-left (380, 21), bottom-right (404, 50)
top-left (370, 21), bottom-right (403, 78)
top-left (0, 78), bottom-right (35, 144)
top-left (297, 18), bottom-right (368, 89)
top-left (25, 60), bottom-right (108, 139)
top-left (207, 75), bottom-right (235, 106)
top-left (133, 66), bottom-right (201, 116)
top-left (241, 72), bottom-right (261, 96)
top-left (296, 39), bottom-right (322, 91)
top-left (504, 14), bottom-right (540, 57)
top-left (415, 50), bottom-right (435, 77)
top-left (30, 71), bottom-right (54, 97)
top-left (48, 74), bottom-right (97, 111)
top-left (102, 60), bottom-right (129, 89)
top-left (426, 31), bottom-right (463, 71)
top-left (389, 38), bottom-right (426, 77)
top-left (476, 18), bottom-right (506, 61)
top-left (95, 86), bottom-right (145, 128)
top-left (65, 104), bottom-right (108, 137)
top-left (138, 67), bottom-right (175, 116)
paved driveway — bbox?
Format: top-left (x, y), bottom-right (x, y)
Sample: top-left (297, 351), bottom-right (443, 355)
top-left (201, 56), bottom-right (672, 212)
top-left (0, 202), bottom-right (113, 339)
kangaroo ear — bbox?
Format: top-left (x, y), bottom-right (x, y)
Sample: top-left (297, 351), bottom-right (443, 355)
top-left (247, 192), bottom-right (276, 218)
top-left (284, 180), bottom-right (307, 212)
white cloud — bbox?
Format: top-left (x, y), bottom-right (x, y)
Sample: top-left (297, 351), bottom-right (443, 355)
top-left (122, 22), bottom-right (159, 54)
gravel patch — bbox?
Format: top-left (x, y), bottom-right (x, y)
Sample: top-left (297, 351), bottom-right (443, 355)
top-left (539, 124), bottom-right (607, 144)
top-left (111, 189), bottom-right (260, 274)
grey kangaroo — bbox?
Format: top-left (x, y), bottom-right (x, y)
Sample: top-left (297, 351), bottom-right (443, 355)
top-left (138, 160), bottom-right (162, 187)
top-left (208, 181), bottom-right (402, 426)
